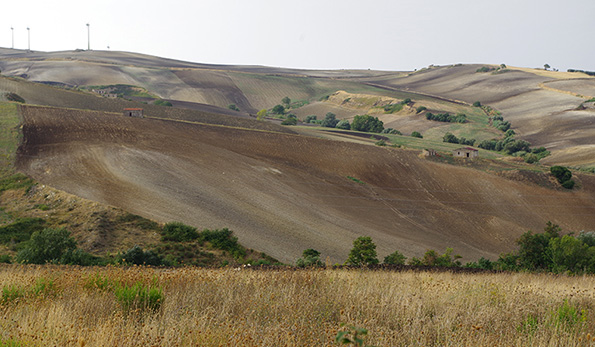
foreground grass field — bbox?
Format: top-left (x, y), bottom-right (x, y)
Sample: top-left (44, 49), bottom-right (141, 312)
top-left (2, 265), bottom-right (595, 346)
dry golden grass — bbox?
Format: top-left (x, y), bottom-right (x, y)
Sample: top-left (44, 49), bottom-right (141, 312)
top-left (2, 266), bottom-right (595, 346)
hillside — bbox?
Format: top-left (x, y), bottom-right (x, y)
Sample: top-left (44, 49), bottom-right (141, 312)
top-left (2, 50), bottom-right (594, 168)
top-left (15, 103), bottom-right (595, 263)
top-left (2, 49), bottom-right (595, 263)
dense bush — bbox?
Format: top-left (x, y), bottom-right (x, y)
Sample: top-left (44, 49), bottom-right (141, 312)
top-left (382, 128), bottom-right (402, 135)
top-left (425, 112), bottom-right (467, 123)
top-left (473, 101), bottom-right (482, 107)
top-left (0, 218), bottom-right (46, 245)
top-left (411, 131), bottom-right (423, 138)
top-left (415, 106), bottom-right (427, 114)
top-left (383, 250), bottom-right (406, 265)
top-left (199, 228), bottom-right (246, 259)
top-left (304, 115), bottom-right (317, 123)
top-left (281, 117), bottom-right (297, 125)
top-left (117, 245), bottom-right (164, 266)
top-left (5, 92), bottom-right (25, 103)
top-left (271, 104), bottom-right (285, 115)
top-left (567, 69), bottom-right (595, 76)
top-left (296, 248), bottom-right (323, 267)
top-left (161, 222), bottom-right (199, 242)
top-left (227, 104), bottom-right (240, 112)
top-left (335, 119), bottom-right (350, 130)
top-left (351, 115), bottom-right (384, 133)
top-left (16, 228), bottom-right (94, 265)
top-left (321, 112), bottom-right (339, 128)
top-left (551, 166), bottom-right (574, 189)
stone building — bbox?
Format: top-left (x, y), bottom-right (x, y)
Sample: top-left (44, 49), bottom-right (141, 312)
top-left (123, 108), bottom-right (144, 118)
top-left (452, 147), bottom-right (478, 158)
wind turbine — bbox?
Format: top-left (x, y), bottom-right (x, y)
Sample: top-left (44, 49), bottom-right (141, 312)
top-left (10, 27), bottom-right (14, 49)
top-left (27, 27), bottom-right (30, 51)
top-left (86, 23), bottom-right (90, 50)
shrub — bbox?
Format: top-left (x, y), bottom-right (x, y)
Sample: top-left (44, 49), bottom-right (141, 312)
top-left (443, 133), bottom-right (459, 144)
top-left (272, 104), bottom-right (285, 115)
top-left (336, 119), bottom-right (350, 130)
top-left (351, 115), bottom-right (384, 133)
top-left (416, 106), bottom-right (427, 114)
top-left (256, 109), bottom-right (267, 120)
top-left (411, 131), bottom-right (423, 138)
top-left (551, 166), bottom-right (572, 184)
top-left (421, 248), bottom-right (461, 267)
top-left (382, 128), bottom-right (401, 135)
top-left (374, 139), bottom-right (386, 146)
top-left (561, 180), bottom-right (575, 189)
top-left (383, 250), bottom-right (406, 265)
top-left (296, 248), bottom-right (323, 267)
top-left (118, 245), bottom-right (164, 266)
top-left (321, 112), bottom-right (339, 128)
top-left (199, 228), bottom-right (246, 259)
top-left (281, 117), bottom-right (297, 125)
top-left (305, 115), bottom-right (317, 123)
top-left (16, 228), bottom-right (77, 264)
top-left (345, 236), bottom-right (379, 266)
top-left (227, 104), bottom-right (240, 112)
top-left (473, 101), bottom-right (482, 107)
top-left (281, 96), bottom-right (291, 106)
top-left (5, 92), bottom-right (25, 103)
top-left (162, 222), bottom-right (199, 242)
top-left (383, 103), bottom-right (403, 113)
top-left (0, 218), bottom-right (46, 245)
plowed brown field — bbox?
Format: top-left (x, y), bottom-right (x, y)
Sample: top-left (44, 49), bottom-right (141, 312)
top-left (16, 105), bottom-right (595, 263)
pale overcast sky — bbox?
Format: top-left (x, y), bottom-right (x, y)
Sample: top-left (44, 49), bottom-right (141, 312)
top-left (1, 0), bottom-right (594, 71)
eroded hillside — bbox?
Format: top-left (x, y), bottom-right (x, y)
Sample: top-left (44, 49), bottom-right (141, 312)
top-left (16, 105), bottom-right (595, 263)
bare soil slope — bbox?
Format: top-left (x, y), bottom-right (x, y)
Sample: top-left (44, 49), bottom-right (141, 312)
top-left (17, 105), bottom-right (595, 263)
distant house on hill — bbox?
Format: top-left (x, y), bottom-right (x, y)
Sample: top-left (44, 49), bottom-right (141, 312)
top-left (422, 148), bottom-right (437, 157)
top-left (124, 108), bottom-right (144, 118)
top-left (453, 147), bottom-right (478, 158)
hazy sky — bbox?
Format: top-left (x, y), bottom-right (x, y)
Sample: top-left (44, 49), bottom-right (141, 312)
top-left (2, 0), bottom-right (594, 71)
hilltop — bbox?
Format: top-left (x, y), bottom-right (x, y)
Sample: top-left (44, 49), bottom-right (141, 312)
top-left (1, 49), bottom-right (595, 263)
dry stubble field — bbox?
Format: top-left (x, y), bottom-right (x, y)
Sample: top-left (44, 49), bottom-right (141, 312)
top-left (2, 265), bottom-right (595, 346)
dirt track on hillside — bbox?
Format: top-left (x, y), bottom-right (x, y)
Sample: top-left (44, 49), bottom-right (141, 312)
top-left (16, 105), bottom-right (595, 263)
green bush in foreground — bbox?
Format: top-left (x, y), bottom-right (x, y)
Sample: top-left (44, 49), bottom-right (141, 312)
top-left (162, 222), bottom-right (199, 242)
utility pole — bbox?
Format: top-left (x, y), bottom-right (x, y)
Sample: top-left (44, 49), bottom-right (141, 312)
top-left (11, 27), bottom-right (14, 49)
top-left (86, 23), bottom-right (90, 50)
top-left (27, 27), bottom-right (30, 51)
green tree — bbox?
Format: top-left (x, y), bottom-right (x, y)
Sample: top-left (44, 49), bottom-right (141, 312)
top-left (350, 115), bottom-right (384, 133)
top-left (383, 250), bottom-right (406, 265)
top-left (227, 104), bottom-right (240, 112)
top-left (544, 63), bottom-right (550, 70)
top-left (16, 228), bottom-right (77, 264)
top-left (336, 119), bottom-right (350, 130)
top-left (305, 115), bottom-right (317, 123)
top-left (281, 117), bottom-right (297, 125)
top-left (256, 109), bottom-right (267, 120)
top-left (345, 236), bottom-right (379, 266)
top-left (411, 131), bottom-right (423, 138)
top-left (282, 96), bottom-right (291, 106)
top-left (272, 104), bottom-right (285, 115)
top-left (321, 112), bottom-right (339, 128)
top-left (443, 132), bottom-right (459, 143)
top-left (473, 101), bottom-right (482, 107)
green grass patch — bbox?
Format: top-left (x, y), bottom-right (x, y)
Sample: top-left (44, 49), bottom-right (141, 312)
top-left (0, 173), bottom-right (34, 193)
top-left (114, 282), bottom-right (163, 313)
top-left (347, 176), bottom-right (366, 185)
top-left (84, 84), bottom-right (155, 98)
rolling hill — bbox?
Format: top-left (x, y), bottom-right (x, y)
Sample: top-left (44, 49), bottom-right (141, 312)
top-left (1, 48), bottom-right (595, 263)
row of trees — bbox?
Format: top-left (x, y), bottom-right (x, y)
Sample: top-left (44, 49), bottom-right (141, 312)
top-left (297, 222), bottom-right (592, 273)
top-left (425, 112), bottom-right (467, 123)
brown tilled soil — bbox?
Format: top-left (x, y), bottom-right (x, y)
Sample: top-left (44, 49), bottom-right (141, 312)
top-left (16, 105), bottom-right (595, 263)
